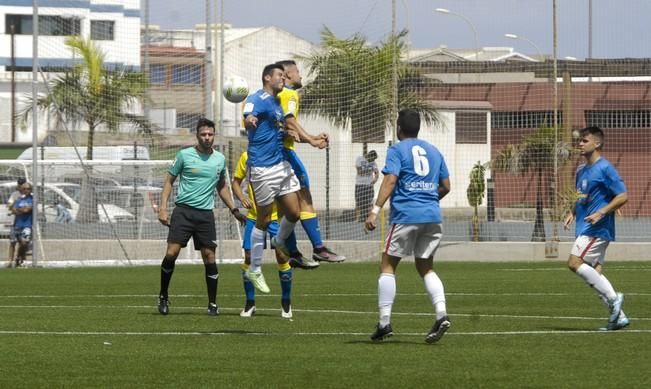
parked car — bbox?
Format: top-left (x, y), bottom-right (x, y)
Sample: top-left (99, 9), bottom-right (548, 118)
top-left (0, 182), bottom-right (136, 236)
top-left (94, 185), bottom-right (163, 222)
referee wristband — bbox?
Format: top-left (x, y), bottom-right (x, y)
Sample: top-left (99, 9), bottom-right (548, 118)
top-left (371, 205), bottom-right (381, 215)
top-left (230, 208), bottom-right (239, 214)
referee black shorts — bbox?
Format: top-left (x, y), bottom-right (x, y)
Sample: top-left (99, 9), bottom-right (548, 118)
top-left (167, 204), bottom-right (217, 250)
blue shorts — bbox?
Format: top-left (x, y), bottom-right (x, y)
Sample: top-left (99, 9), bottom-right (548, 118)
top-left (242, 218), bottom-right (279, 251)
top-left (284, 149), bottom-right (310, 189)
top-left (10, 225), bottom-right (32, 244)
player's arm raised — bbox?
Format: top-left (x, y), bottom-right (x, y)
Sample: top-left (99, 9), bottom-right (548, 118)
top-left (285, 115), bottom-right (328, 149)
top-left (365, 174), bottom-right (397, 232)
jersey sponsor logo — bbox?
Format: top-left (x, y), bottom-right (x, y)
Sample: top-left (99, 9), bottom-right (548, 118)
top-left (403, 181), bottom-right (436, 191)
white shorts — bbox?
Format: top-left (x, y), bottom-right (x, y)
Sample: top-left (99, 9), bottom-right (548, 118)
top-left (248, 161), bottom-right (300, 207)
top-left (570, 235), bottom-right (610, 267)
top-left (384, 223), bottom-right (443, 259)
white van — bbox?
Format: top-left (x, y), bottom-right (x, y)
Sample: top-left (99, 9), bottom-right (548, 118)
top-left (17, 146), bottom-right (151, 185)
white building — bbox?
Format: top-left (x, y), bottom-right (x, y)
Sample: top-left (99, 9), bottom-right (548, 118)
top-left (0, 0), bottom-right (141, 143)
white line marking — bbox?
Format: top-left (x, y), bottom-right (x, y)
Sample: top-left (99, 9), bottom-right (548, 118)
top-left (1, 329), bottom-right (650, 337)
top-left (0, 305), bottom-right (649, 322)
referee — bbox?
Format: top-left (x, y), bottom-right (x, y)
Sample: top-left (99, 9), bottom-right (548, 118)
top-left (157, 118), bottom-right (246, 316)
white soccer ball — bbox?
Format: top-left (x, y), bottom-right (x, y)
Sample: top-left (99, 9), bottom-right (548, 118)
top-left (223, 76), bottom-right (249, 103)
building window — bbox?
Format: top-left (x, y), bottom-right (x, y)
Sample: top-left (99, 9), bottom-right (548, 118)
top-left (6, 15), bottom-right (81, 36)
top-left (176, 113), bottom-right (203, 130)
top-left (456, 112), bottom-right (487, 144)
top-left (149, 64), bottom-right (166, 85)
top-left (172, 65), bottom-right (202, 85)
top-left (90, 20), bottom-right (115, 41)
top-left (492, 111), bottom-right (561, 129)
top-left (585, 110), bottom-right (651, 128)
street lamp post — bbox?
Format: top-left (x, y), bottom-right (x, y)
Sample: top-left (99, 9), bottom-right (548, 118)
top-left (435, 8), bottom-right (480, 61)
top-left (504, 33), bottom-right (544, 61)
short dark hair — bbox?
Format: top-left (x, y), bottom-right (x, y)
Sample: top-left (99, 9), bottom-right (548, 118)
top-left (17, 177), bottom-right (26, 186)
top-left (196, 118), bottom-right (215, 132)
top-left (366, 150), bottom-right (377, 161)
top-left (580, 126), bottom-right (604, 145)
top-left (397, 109), bottom-right (421, 136)
top-left (262, 63), bottom-right (285, 84)
top-left (275, 60), bottom-right (297, 70)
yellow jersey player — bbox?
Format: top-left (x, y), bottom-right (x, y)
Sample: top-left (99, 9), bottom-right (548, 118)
top-left (275, 60), bottom-right (346, 266)
top-left (232, 151), bottom-right (294, 318)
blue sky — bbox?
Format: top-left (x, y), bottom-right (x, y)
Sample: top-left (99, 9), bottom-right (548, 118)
top-left (146, 0), bottom-right (651, 59)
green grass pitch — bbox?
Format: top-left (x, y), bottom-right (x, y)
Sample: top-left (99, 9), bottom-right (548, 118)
top-left (1, 261), bottom-right (650, 388)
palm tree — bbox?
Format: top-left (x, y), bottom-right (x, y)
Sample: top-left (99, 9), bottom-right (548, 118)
top-left (21, 36), bottom-right (149, 222)
top-left (299, 27), bottom-right (438, 143)
top-left (491, 126), bottom-right (572, 241)
top-left (467, 161), bottom-right (487, 242)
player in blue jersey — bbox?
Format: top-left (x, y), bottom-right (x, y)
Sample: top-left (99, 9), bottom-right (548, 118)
top-left (242, 64), bottom-right (302, 295)
top-left (156, 118), bottom-right (246, 316)
top-left (563, 126), bottom-right (630, 331)
top-left (10, 181), bottom-right (33, 268)
top-left (365, 109), bottom-right (451, 343)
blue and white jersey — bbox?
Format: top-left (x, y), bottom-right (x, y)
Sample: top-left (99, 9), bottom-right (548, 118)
top-left (575, 157), bottom-right (626, 241)
top-left (13, 194), bottom-right (33, 228)
top-left (382, 138), bottom-right (449, 224)
top-left (243, 89), bottom-right (285, 167)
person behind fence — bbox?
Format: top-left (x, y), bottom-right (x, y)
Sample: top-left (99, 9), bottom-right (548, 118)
top-left (55, 200), bottom-right (74, 223)
top-left (232, 151), bottom-right (294, 319)
top-left (6, 177), bottom-right (26, 267)
top-left (563, 126), bottom-right (630, 331)
top-left (355, 150), bottom-right (379, 222)
top-left (10, 181), bottom-right (33, 268)
top-left (365, 109), bottom-right (451, 344)
top-left (156, 117), bottom-right (246, 316)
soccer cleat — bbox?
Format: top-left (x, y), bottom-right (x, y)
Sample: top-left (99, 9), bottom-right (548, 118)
top-left (207, 303), bottom-right (219, 316)
top-left (271, 236), bottom-right (291, 257)
top-left (240, 305), bottom-right (256, 317)
top-left (281, 300), bottom-right (293, 319)
top-left (158, 295), bottom-right (169, 315)
top-left (608, 292), bottom-right (625, 324)
top-left (425, 316), bottom-right (451, 344)
top-left (312, 247), bottom-right (346, 263)
top-left (246, 270), bottom-right (271, 293)
top-left (370, 323), bottom-right (393, 342)
top-left (288, 252), bottom-right (320, 270)
top-left (602, 311), bottom-right (631, 331)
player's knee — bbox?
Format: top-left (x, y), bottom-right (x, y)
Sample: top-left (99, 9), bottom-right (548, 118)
top-left (567, 256), bottom-right (582, 272)
top-left (163, 254), bottom-right (177, 263)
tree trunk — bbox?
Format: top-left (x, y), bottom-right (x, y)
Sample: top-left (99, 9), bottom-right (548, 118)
top-left (78, 124), bottom-right (99, 223)
top-left (472, 205), bottom-right (480, 242)
top-left (531, 168), bottom-right (546, 242)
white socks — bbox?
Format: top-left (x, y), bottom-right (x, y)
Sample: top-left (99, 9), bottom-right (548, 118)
top-left (576, 263), bottom-right (617, 301)
top-left (275, 217), bottom-right (296, 246)
top-left (249, 227), bottom-right (265, 273)
top-left (378, 273), bottom-right (396, 327)
top-left (424, 271), bottom-right (447, 320)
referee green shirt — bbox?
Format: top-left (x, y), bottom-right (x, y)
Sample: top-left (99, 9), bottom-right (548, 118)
top-left (168, 147), bottom-right (226, 210)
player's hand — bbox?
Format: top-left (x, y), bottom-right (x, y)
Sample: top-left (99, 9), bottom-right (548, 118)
top-left (286, 129), bottom-right (300, 142)
top-left (232, 209), bottom-right (247, 226)
top-left (365, 213), bottom-right (377, 233)
top-left (563, 212), bottom-right (575, 230)
top-left (240, 197), bottom-right (252, 209)
top-left (158, 209), bottom-right (170, 226)
top-left (584, 210), bottom-right (605, 225)
top-left (244, 116), bottom-right (258, 129)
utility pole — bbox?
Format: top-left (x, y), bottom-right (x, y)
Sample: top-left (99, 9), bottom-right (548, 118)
top-left (10, 23), bottom-right (16, 142)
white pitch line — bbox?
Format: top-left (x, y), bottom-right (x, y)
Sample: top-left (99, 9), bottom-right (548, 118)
top-left (1, 329), bottom-right (651, 337)
top-left (0, 304), bottom-right (649, 322)
top-left (2, 292), bottom-right (651, 298)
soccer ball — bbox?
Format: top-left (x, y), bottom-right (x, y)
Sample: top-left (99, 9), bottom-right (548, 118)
top-left (223, 76), bottom-right (249, 103)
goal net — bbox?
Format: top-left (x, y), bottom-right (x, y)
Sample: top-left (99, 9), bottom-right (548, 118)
top-left (3, 1), bottom-right (650, 266)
